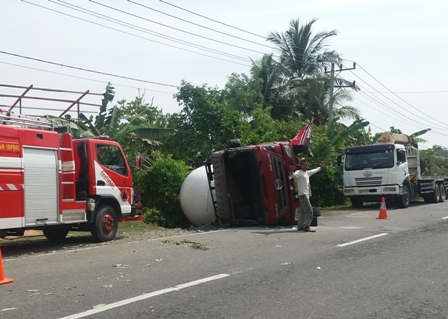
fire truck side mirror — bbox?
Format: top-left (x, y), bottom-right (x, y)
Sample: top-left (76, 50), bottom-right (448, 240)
top-left (136, 155), bottom-right (142, 169)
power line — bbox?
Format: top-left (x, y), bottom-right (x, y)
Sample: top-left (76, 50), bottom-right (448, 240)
top-left (366, 120), bottom-right (387, 132)
top-left (22, 0), bottom-right (251, 67)
top-left (53, 0), bottom-right (252, 64)
top-left (355, 89), bottom-right (448, 137)
top-left (128, 0), bottom-right (277, 50)
top-left (0, 50), bottom-right (180, 88)
top-left (0, 61), bottom-right (176, 95)
top-left (344, 63), bottom-right (448, 131)
top-left (356, 91), bottom-right (429, 131)
top-left (159, 0), bottom-right (267, 39)
top-left (89, 0), bottom-right (268, 55)
top-left (355, 62), bottom-right (448, 129)
top-left (363, 90), bottom-right (448, 94)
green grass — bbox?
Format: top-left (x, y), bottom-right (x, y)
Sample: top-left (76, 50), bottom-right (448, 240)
top-left (117, 220), bottom-right (171, 234)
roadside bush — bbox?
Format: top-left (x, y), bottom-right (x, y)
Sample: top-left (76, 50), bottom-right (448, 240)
top-left (136, 155), bottom-right (191, 228)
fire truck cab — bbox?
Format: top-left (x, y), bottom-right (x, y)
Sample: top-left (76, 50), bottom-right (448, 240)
top-left (0, 114), bottom-right (138, 242)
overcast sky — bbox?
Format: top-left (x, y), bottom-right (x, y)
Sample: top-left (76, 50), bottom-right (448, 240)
top-left (2, 0), bottom-right (448, 149)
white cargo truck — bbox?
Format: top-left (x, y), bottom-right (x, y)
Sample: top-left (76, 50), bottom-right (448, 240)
top-left (338, 132), bottom-right (448, 208)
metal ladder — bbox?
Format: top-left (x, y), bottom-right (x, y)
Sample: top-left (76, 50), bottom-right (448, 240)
top-left (0, 113), bottom-right (53, 130)
top-left (204, 160), bottom-right (218, 216)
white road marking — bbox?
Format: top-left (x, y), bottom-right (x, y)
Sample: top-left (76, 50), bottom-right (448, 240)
top-left (58, 273), bottom-right (230, 319)
top-left (337, 233), bottom-right (389, 247)
top-left (442, 216), bottom-right (448, 220)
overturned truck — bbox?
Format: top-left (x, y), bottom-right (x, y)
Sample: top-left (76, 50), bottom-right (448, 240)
top-left (200, 139), bottom-right (319, 227)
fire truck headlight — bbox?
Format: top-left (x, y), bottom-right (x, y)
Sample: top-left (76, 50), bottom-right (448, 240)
top-left (384, 187), bottom-right (397, 192)
top-left (344, 189), bottom-right (355, 194)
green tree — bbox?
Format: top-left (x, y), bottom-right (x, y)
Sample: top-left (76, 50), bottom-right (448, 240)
top-left (163, 81), bottom-right (255, 166)
top-left (267, 18), bottom-right (340, 80)
top-left (135, 154), bottom-right (191, 228)
top-left (264, 19), bottom-right (360, 124)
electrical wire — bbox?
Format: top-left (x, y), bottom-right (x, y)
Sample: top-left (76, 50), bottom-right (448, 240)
top-left (344, 64), bottom-right (448, 131)
top-left (89, 0), bottom-right (268, 55)
top-left (159, 0), bottom-right (267, 39)
top-left (21, 0), bottom-right (251, 67)
top-left (54, 0), bottom-right (252, 63)
top-left (0, 50), bottom-right (179, 88)
top-left (363, 90), bottom-right (448, 94)
top-left (128, 0), bottom-right (277, 50)
top-left (355, 62), bottom-right (448, 129)
top-left (0, 61), bottom-right (176, 95)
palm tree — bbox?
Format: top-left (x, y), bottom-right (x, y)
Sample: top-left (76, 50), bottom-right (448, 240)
top-left (267, 19), bottom-right (340, 80)
top-left (250, 54), bottom-right (294, 119)
top-left (266, 19), bottom-right (360, 125)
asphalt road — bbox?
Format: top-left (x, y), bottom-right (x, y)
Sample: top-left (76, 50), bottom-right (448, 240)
top-left (1, 201), bottom-right (448, 319)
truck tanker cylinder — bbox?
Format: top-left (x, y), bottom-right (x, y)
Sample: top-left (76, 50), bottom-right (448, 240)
top-left (180, 166), bottom-right (215, 227)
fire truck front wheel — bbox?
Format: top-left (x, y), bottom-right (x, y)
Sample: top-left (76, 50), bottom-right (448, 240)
top-left (91, 205), bottom-right (118, 242)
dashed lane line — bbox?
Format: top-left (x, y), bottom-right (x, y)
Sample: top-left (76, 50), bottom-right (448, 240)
top-left (337, 233), bottom-right (389, 247)
top-left (58, 273), bottom-right (230, 319)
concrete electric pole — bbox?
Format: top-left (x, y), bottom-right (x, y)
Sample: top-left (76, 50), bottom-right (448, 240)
top-left (326, 62), bottom-right (356, 125)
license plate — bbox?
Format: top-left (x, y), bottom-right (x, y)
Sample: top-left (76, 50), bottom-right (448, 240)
top-left (359, 189), bottom-right (368, 193)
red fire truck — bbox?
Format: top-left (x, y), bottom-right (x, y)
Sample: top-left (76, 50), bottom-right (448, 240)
top-left (204, 139), bottom-right (319, 227)
top-left (0, 114), bottom-right (140, 242)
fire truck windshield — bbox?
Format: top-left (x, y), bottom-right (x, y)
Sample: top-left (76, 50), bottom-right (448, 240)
top-left (96, 144), bottom-right (127, 176)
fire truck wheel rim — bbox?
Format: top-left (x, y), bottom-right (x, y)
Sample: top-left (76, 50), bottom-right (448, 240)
top-left (101, 212), bottom-right (115, 235)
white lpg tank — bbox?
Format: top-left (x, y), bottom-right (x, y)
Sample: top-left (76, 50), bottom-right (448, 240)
top-left (180, 166), bottom-right (216, 226)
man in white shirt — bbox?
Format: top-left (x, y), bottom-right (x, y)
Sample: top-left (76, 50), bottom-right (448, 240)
top-left (291, 158), bottom-right (324, 232)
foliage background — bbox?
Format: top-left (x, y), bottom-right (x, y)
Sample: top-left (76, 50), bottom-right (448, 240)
top-left (52, 19), bottom-right (447, 228)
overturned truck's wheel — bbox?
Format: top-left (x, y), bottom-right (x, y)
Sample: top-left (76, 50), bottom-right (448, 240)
top-left (43, 228), bottom-right (70, 241)
top-left (91, 205), bottom-right (118, 242)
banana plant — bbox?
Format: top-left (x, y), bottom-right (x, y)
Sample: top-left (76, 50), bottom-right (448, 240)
top-left (327, 117), bottom-right (370, 151)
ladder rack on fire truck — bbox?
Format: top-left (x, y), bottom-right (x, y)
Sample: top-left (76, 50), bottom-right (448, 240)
top-left (0, 113), bottom-right (53, 130)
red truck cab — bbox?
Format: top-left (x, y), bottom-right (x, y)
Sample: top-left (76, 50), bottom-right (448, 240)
top-left (205, 140), bottom-right (299, 226)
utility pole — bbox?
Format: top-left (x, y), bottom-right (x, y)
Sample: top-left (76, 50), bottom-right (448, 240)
top-left (325, 62), bottom-right (356, 125)
top-left (328, 63), bottom-right (335, 125)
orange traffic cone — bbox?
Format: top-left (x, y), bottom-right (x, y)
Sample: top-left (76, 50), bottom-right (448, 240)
top-left (377, 197), bottom-right (389, 220)
top-left (0, 247), bottom-right (13, 285)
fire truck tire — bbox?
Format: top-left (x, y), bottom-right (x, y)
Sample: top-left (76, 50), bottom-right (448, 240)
top-left (91, 205), bottom-right (118, 242)
top-left (43, 228), bottom-right (70, 241)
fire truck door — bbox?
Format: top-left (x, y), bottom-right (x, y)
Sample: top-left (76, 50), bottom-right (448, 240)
top-left (24, 148), bottom-right (59, 225)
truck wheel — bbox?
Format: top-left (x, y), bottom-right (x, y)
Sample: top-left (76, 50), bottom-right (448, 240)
top-left (91, 205), bottom-right (118, 242)
top-left (218, 215), bottom-right (230, 227)
top-left (43, 228), bottom-right (69, 241)
top-left (439, 184), bottom-right (446, 202)
top-left (350, 198), bottom-right (363, 208)
top-left (431, 184), bottom-right (441, 203)
top-left (397, 184), bottom-right (410, 208)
